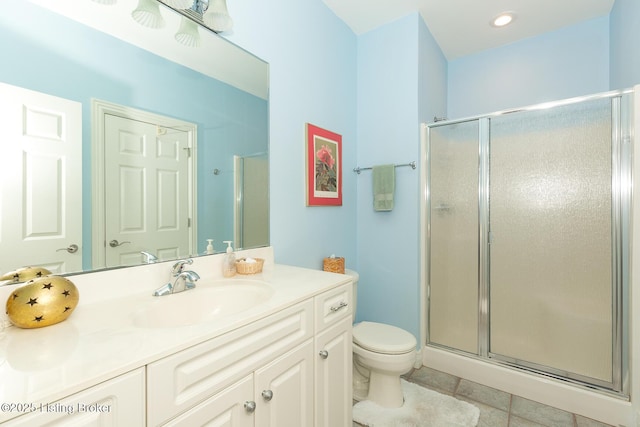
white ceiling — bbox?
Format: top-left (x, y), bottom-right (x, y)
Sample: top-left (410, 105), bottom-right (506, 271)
top-left (322, 0), bottom-right (615, 60)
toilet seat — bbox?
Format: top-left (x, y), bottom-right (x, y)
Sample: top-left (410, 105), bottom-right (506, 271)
top-left (353, 321), bottom-right (416, 355)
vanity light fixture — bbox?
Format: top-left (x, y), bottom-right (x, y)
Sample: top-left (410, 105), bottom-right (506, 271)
top-left (491, 12), bottom-right (515, 27)
top-left (132, 0), bottom-right (165, 29)
top-left (130, 0), bottom-right (234, 47)
top-left (162, 0), bottom-right (192, 8)
top-left (204, 0), bottom-right (233, 32)
top-left (160, 0), bottom-right (234, 33)
top-left (175, 17), bottom-right (201, 46)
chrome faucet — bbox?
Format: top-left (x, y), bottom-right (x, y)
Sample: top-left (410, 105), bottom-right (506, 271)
top-left (141, 251), bottom-right (158, 264)
top-left (152, 258), bottom-right (200, 296)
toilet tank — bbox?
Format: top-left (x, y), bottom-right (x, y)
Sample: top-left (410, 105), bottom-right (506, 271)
top-left (345, 269), bottom-right (359, 316)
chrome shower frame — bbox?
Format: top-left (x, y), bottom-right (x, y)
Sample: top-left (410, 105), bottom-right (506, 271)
top-left (421, 88), bottom-right (633, 397)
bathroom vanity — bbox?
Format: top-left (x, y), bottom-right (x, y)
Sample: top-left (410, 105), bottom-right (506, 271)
top-left (0, 248), bottom-right (353, 426)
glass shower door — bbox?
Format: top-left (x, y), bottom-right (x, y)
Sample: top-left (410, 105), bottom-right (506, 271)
top-left (489, 98), bottom-right (614, 383)
top-left (427, 120), bottom-right (479, 354)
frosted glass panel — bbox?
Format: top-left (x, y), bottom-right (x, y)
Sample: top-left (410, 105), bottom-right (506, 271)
top-left (428, 121), bottom-right (479, 354)
top-left (489, 98), bottom-right (613, 382)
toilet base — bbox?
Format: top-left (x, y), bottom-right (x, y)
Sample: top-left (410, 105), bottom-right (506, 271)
top-left (367, 370), bottom-right (404, 408)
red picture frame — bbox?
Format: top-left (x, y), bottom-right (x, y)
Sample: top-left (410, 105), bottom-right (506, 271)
top-left (306, 123), bottom-right (342, 206)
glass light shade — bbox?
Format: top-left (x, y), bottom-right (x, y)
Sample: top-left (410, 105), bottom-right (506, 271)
top-left (175, 18), bottom-right (201, 47)
top-left (132, 0), bottom-right (165, 29)
top-left (204, 0), bottom-right (233, 32)
top-left (162, 0), bottom-right (193, 9)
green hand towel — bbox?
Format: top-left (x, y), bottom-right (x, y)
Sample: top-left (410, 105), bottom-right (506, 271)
top-left (372, 164), bottom-right (395, 211)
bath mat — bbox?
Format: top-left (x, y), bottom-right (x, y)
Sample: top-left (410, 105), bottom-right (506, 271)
top-left (353, 379), bottom-right (480, 427)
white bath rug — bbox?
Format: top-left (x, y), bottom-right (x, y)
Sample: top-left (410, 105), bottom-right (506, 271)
top-left (353, 379), bottom-right (480, 427)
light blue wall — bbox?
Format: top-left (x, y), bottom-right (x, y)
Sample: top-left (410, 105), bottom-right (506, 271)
top-left (353, 14), bottom-right (447, 341)
top-left (225, 0), bottom-right (358, 269)
top-left (222, 2), bottom-right (631, 346)
top-left (448, 16), bottom-right (610, 119)
top-left (610, 0), bottom-right (640, 89)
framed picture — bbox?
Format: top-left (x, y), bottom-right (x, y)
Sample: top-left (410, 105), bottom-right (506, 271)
top-left (306, 123), bottom-right (342, 206)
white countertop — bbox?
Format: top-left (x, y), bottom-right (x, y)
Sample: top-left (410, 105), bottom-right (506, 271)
top-left (0, 247), bottom-right (350, 423)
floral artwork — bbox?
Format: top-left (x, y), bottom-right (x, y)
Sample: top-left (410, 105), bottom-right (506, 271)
top-left (306, 123), bottom-right (342, 206)
top-left (315, 144), bottom-right (337, 192)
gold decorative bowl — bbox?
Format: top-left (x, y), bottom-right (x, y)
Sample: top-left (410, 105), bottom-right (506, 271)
top-left (5, 276), bottom-right (79, 329)
top-left (0, 266), bottom-right (52, 284)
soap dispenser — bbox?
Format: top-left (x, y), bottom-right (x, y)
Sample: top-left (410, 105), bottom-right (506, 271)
top-left (206, 239), bottom-right (214, 254)
top-left (222, 240), bottom-right (236, 277)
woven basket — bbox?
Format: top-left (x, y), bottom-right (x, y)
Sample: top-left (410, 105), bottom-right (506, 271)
top-left (323, 257), bottom-right (345, 274)
top-left (236, 258), bottom-right (264, 275)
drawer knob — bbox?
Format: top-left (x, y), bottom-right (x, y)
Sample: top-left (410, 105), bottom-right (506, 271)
top-left (330, 301), bottom-right (348, 312)
top-left (244, 401), bottom-right (256, 413)
top-left (262, 389), bottom-right (274, 401)
top-left (319, 350), bottom-right (329, 359)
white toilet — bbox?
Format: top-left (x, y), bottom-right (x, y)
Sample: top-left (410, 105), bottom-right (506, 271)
top-left (346, 269), bottom-right (417, 408)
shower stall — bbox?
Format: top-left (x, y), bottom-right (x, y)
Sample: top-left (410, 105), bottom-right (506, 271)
top-left (422, 90), bottom-right (632, 396)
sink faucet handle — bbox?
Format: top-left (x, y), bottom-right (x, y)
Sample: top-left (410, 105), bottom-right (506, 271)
top-left (171, 258), bottom-right (194, 276)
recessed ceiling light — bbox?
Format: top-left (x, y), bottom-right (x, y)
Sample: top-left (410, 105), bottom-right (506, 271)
top-left (492, 12), bottom-right (515, 27)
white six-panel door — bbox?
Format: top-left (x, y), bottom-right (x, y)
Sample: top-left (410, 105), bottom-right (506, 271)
top-left (0, 82), bottom-right (82, 275)
top-left (103, 114), bottom-right (191, 267)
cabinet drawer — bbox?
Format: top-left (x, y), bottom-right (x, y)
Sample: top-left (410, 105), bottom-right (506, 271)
top-left (314, 283), bottom-right (352, 332)
top-left (147, 300), bottom-right (313, 427)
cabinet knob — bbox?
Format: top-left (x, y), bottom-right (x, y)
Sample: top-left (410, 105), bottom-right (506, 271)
top-left (319, 350), bottom-right (329, 359)
top-left (261, 389), bottom-right (274, 401)
top-left (244, 401), bottom-right (256, 413)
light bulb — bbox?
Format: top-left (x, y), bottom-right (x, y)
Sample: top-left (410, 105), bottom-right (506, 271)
top-left (492, 12), bottom-right (515, 27)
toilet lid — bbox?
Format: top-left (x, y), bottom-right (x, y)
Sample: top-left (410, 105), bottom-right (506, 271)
top-left (353, 321), bottom-right (416, 355)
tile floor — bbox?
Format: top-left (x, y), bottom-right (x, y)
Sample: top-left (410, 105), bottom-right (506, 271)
top-left (353, 366), bottom-right (615, 427)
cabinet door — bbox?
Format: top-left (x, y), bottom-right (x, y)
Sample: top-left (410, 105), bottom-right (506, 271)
top-left (3, 368), bottom-right (145, 426)
top-left (315, 316), bottom-right (353, 427)
top-left (254, 340), bottom-right (314, 427)
top-left (164, 375), bottom-right (254, 427)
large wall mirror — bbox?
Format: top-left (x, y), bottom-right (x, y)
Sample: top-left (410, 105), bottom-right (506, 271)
top-left (0, 0), bottom-right (269, 278)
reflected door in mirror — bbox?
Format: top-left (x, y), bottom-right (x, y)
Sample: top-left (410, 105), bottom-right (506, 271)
top-left (0, 83), bottom-right (82, 275)
top-left (104, 115), bottom-right (192, 267)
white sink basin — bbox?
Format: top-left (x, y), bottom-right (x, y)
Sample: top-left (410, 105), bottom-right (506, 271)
top-left (131, 279), bottom-right (274, 328)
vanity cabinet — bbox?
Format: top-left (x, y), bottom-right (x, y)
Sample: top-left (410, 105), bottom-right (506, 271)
top-left (147, 300), bottom-right (314, 426)
top-left (149, 282), bottom-right (352, 427)
top-left (3, 368), bottom-right (145, 426)
top-left (2, 279), bottom-right (352, 427)
top-left (313, 283), bottom-right (353, 427)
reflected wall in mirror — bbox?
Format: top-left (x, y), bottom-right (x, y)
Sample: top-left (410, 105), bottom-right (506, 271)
top-left (0, 0), bottom-right (269, 278)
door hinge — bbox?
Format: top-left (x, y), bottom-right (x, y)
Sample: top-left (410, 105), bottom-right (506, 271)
top-left (188, 218), bottom-right (191, 227)
top-left (183, 147), bottom-right (191, 157)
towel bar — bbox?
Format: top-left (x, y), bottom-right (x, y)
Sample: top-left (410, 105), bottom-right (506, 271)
top-left (353, 161), bottom-right (416, 175)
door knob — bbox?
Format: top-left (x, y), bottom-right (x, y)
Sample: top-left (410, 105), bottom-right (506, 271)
top-left (261, 389), bottom-right (273, 401)
top-left (319, 350), bottom-right (329, 359)
top-left (109, 240), bottom-right (131, 248)
top-left (56, 244), bottom-right (79, 254)
top-left (244, 401), bottom-right (256, 413)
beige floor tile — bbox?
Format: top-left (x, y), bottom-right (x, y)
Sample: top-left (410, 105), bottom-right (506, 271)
top-left (408, 366), bottom-right (459, 394)
top-left (574, 414), bottom-right (615, 427)
top-left (509, 415), bottom-right (548, 427)
top-left (510, 396), bottom-right (574, 427)
top-left (455, 379), bottom-right (512, 412)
